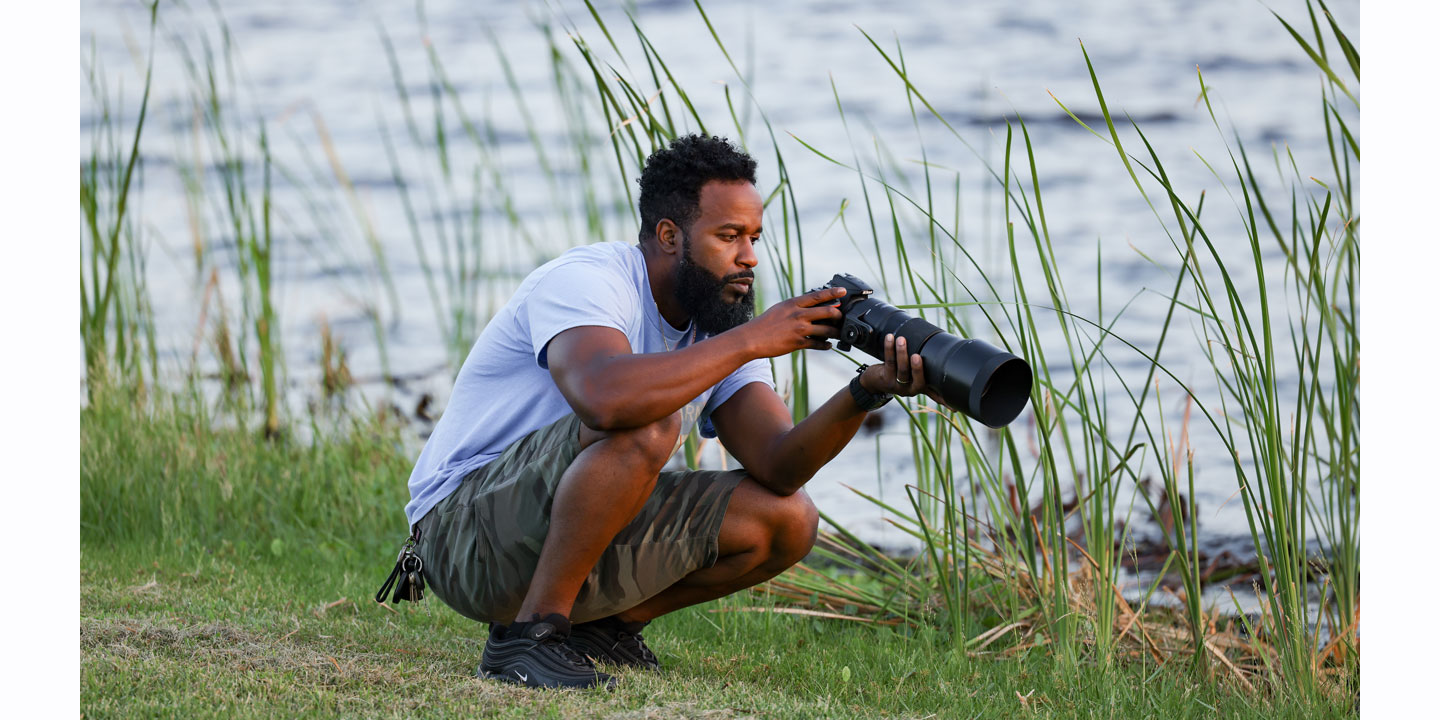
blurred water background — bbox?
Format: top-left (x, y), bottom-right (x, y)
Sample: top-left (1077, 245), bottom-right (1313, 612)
top-left (79, 0), bottom-right (1359, 571)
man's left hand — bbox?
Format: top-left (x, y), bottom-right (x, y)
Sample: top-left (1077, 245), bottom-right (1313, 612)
top-left (859, 333), bottom-right (950, 408)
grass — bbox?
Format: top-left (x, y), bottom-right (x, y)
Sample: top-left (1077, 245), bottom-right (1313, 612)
top-left (79, 392), bottom-right (1352, 718)
top-left (82, 545), bottom-right (1343, 720)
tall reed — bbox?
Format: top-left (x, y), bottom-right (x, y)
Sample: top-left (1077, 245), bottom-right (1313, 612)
top-left (749, 0), bottom-right (1354, 699)
top-left (167, 5), bottom-right (285, 437)
top-left (80, 2), bottom-right (158, 401)
top-left (374, 3), bottom-right (631, 373)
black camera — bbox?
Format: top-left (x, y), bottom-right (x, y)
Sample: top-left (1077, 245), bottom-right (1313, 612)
top-left (813, 273), bottom-right (1033, 428)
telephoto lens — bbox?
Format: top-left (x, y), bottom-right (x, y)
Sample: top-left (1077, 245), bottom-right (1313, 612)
top-left (817, 273), bottom-right (1033, 428)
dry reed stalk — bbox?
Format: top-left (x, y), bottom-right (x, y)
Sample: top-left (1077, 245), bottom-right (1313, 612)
top-left (319, 316), bottom-right (353, 399)
top-left (1029, 513), bottom-right (1053, 578)
top-left (778, 568), bottom-right (889, 614)
top-left (968, 622), bottom-right (1025, 653)
top-left (189, 267), bottom-right (220, 369)
top-left (1205, 639), bottom-right (1257, 693)
top-left (708, 606), bottom-right (901, 625)
top-left (1064, 536), bottom-right (1166, 664)
top-left (309, 106), bottom-right (396, 318)
top-left (186, 100), bottom-right (205, 270)
top-left (1316, 606), bottom-right (1360, 666)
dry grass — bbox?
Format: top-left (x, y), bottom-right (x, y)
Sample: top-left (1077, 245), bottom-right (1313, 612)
top-left (758, 530), bottom-right (1357, 702)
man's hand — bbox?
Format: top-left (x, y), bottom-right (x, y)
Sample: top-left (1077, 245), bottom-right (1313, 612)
top-left (713, 328), bottom-right (946, 497)
top-left (860, 333), bottom-right (951, 409)
top-left (733, 287), bottom-right (847, 358)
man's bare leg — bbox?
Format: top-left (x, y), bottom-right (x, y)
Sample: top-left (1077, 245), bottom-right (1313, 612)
top-left (609, 477), bottom-right (819, 624)
top-left (510, 414), bottom-right (680, 623)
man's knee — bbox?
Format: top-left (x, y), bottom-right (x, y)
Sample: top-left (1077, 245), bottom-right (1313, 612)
top-left (578, 411), bottom-right (682, 474)
top-left (765, 488), bottom-right (819, 570)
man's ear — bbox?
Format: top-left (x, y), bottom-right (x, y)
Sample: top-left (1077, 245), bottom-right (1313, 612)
top-left (656, 219), bottom-right (682, 256)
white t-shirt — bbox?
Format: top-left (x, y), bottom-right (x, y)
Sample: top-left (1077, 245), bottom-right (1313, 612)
top-left (404, 241), bottom-right (773, 527)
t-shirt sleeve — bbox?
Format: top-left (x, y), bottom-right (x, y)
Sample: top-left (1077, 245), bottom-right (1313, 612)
top-left (526, 260), bottom-right (639, 368)
top-left (699, 357), bottom-right (775, 438)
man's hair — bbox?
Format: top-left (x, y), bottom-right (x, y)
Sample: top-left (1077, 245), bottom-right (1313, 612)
top-left (637, 134), bottom-right (757, 244)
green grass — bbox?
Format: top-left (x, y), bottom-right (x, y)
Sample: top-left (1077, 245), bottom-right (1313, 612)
top-left (82, 542), bottom-right (1347, 720)
top-left (79, 388), bottom-right (1355, 718)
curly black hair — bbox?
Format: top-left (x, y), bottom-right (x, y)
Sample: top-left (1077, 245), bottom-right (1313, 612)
top-left (637, 134), bottom-right (757, 244)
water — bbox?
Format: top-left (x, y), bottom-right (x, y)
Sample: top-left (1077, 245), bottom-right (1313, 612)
top-left (80, 0), bottom-right (1358, 558)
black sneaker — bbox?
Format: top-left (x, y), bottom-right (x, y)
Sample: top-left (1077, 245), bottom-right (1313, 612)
top-left (566, 616), bottom-right (660, 671)
top-left (478, 614), bottom-right (616, 689)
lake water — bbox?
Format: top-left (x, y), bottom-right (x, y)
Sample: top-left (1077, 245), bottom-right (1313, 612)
top-left (81, 0), bottom-right (1359, 567)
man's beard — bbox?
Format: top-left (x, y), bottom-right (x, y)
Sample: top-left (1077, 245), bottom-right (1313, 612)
top-left (676, 235), bottom-right (755, 335)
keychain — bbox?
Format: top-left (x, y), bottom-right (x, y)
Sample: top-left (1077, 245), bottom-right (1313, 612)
top-left (375, 529), bottom-right (426, 604)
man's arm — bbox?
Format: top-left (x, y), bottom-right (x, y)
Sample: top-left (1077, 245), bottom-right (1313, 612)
top-left (546, 326), bottom-right (753, 430)
top-left (710, 333), bottom-right (938, 496)
top-left (708, 382), bottom-right (864, 496)
top-left (546, 286), bottom-right (849, 431)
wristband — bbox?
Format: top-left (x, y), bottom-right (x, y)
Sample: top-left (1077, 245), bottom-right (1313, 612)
top-left (848, 365), bottom-right (893, 412)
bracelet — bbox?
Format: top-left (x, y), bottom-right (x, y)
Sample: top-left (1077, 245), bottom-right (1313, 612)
top-left (849, 364), bottom-right (893, 412)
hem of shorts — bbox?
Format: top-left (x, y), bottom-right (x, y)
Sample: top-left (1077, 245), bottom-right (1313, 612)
top-left (701, 473), bottom-right (743, 569)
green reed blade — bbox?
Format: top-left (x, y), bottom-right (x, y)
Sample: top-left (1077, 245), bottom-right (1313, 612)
top-left (1316, 0), bottom-right (1359, 80)
top-left (1271, 8), bottom-right (1356, 105)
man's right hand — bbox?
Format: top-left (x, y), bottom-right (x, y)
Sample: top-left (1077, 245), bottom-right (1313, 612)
top-left (734, 286), bottom-right (847, 358)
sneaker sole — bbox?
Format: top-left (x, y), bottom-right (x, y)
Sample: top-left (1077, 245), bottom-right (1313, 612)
top-left (479, 636), bottom-right (617, 690)
top-left (478, 666), bottom-right (618, 690)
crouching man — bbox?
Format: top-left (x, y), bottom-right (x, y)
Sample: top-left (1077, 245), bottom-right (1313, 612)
top-left (400, 134), bottom-right (931, 689)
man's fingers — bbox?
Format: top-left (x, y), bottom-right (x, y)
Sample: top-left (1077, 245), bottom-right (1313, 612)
top-left (884, 333), bottom-right (896, 368)
top-left (895, 336), bottom-right (911, 383)
top-left (799, 303), bottom-right (843, 318)
top-left (795, 286), bottom-right (846, 307)
top-left (807, 338), bottom-right (833, 351)
top-left (805, 325), bottom-right (841, 340)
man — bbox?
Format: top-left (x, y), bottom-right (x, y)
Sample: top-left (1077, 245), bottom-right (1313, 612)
top-left (403, 134), bottom-right (932, 689)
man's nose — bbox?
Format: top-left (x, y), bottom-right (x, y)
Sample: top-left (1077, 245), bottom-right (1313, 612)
top-left (736, 238), bottom-right (759, 269)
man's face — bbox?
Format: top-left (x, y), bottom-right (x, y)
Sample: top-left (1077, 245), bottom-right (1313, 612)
top-left (674, 180), bottom-right (764, 334)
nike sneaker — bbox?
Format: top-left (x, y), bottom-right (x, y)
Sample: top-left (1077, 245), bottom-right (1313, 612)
top-left (566, 616), bottom-right (660, 671)
top-left (478, 614), bottom-right (615, 689)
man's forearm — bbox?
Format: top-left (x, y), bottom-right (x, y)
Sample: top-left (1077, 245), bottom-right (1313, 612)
top-left (565, 330), bottom-right (755, 430)
top-left (751, 383), bottom-right (869, 495)
top-left (551, 286), bottom-right (849, 432)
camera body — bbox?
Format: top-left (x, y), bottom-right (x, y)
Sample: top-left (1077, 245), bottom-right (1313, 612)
top-left (812, 273), bottom-right (1033, 428)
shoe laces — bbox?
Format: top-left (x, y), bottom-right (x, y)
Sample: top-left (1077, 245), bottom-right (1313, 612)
top-left (614, 627), bottom-right (657, 664)
top-left (544, 632), bottom-right (596, 668)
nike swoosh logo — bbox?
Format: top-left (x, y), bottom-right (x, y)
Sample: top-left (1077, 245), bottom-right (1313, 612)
top-left (516, 671), bottom-right (528, 682)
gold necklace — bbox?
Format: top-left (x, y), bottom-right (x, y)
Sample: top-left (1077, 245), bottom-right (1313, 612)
top-left (653, 310), bottom-right (696, 352)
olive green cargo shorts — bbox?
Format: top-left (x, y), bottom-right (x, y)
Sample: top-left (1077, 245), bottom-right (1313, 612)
top-left (413, 413), bottom-right (744, 625)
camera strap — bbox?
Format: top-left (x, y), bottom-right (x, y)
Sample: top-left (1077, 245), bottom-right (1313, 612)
top-left (374, 526), bottom-right (426, 604)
